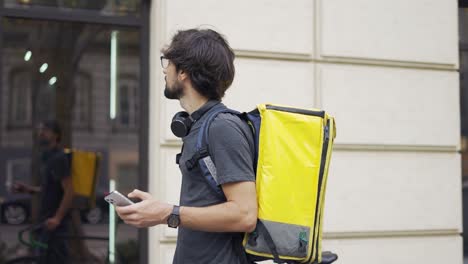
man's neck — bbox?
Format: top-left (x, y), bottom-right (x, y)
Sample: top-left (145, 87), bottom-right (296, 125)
top-left (179, 93), bottom-right (209, 115)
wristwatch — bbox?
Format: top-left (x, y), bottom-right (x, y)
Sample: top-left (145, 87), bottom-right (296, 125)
top-left (167, 205), bottom-right (181, 228)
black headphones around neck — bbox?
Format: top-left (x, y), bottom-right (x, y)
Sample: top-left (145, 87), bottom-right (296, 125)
top-left (171, 100), bottom-right (220, 138)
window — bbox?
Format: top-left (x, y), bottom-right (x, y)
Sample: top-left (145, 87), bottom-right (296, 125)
top-left (8, 69), bottom-right (32, 127)
top-left (115, 74), bottom-right (138, 130)
top-left (460, 9), bottom-right (468, 140)
top-left (3, 0), bottom-right (140, 16)
top-left (8, 69), bottom-right (93, 130)
top-left (0, 1), bottom-right (148, 262)
top-left (73, 72), bottom-right (92, 130)
top-left (459, 4), bottom-right (468, 260)
top-left (6, 158), bottom-right (31, 191)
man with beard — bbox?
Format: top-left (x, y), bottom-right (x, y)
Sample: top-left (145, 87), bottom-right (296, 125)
top-left (14, 120), bottom-right (74, 263)
top-left (115, 28), bottom-right (257, 264)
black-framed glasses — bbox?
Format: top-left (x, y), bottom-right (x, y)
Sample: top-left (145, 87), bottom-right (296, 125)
top-left (160, 56), bottom-right (169, 69)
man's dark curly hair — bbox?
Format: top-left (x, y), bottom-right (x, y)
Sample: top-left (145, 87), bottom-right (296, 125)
top-left (41, 120), bottom-right (62, 143)
top-left (162, 28), bottom-right (235, 100)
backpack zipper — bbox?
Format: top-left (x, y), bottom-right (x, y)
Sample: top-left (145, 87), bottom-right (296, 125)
top-left (308, 119), bottom-right (330, 263)
top-left (266, 105), bottom-right (325, 118)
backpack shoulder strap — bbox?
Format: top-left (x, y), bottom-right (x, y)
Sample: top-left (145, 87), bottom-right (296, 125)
top-left (185, 106), bottom-right (241, 198)
top-left (197, 108), bottom-right (241, 151)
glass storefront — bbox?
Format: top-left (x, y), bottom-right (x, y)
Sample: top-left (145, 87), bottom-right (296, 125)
top-left (0, 1), bottom-right (148, 263)
top-left (461, 3), bottom-right (468, 260)
top-left (3, 0), bottom-right (140, 17)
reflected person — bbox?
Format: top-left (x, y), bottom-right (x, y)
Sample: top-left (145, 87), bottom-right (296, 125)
top-left (14, 120), bottom-right (74, 263)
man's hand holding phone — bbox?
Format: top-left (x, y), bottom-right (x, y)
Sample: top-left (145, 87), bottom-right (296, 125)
top-left (105, 190), bottom-right (135, 206)
top-left (109, 189), bottom-right (173, 228)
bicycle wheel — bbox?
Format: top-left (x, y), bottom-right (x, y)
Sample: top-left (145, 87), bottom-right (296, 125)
top-left (5, 256), bottom-right (39, 264)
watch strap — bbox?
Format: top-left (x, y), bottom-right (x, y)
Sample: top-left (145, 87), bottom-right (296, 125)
top-left (172, 205), bottom-right (180, 216)
top-left (167, 205), bottom-right (181, 228)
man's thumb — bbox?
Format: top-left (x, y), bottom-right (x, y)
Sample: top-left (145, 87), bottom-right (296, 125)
top-left (128, 189), bottom-right (151, 200)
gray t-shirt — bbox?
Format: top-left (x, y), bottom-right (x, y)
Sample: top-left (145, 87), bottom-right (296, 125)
top-left (173, 104), bottom-right (255, 264)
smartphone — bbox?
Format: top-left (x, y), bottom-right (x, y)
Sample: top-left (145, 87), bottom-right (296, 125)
top-left (104, 190), bottom-right (135, 206)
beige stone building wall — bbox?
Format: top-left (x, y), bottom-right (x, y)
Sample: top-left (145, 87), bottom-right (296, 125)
top-left (148, 0), bottom-right (462, 263)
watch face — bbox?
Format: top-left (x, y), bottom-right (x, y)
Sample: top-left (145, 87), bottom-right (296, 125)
top-left (168, 214), bottom-right (180, 228)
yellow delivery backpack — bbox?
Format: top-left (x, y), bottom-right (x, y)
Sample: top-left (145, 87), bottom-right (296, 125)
top-left (64, 149), bottom-right (101, 204)
top-left (187, 103), bottom-right (337, 264)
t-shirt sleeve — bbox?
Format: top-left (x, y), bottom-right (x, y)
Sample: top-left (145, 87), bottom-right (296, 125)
top-left (207, 115), bottom-right (255, 185)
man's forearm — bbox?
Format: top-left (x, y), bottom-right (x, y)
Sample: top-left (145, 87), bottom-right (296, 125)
top-left (179, 201), bottom-right (257, 233)
top-left (54, 179), bottom-right (74, 221)
top-left (31, 186), bottom-right (41, 193)
top-left (54, 189), bottom-right (73, 220)
top-left (115, 183), bottom-right (257, 230)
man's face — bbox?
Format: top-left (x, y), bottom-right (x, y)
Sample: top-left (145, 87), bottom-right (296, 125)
top-left (37, 124), bottom-right (57, 147)
top-left (163, 61), bottom-right (184, 100)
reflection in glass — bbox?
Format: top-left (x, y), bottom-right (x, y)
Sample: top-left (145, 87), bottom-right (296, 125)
top-left (460, 7), bottom-right (468, 260)
top-left (3, 0), bottom-right (140, 16)
top-left (9, 70), bottom-right (32, 127)
top-left (0, 18), bottom-right (141, 263)
top-left (110, 30), bottom-right (119, 121)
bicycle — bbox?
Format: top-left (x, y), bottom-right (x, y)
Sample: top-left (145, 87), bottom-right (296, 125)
top-left (5, 223), bottom-right (117, 264)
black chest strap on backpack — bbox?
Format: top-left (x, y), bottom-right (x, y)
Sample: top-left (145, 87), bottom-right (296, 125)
top-left (185, 147), bottom-right (209, 170)
top-left (184, 105), bottom-right (242, 199)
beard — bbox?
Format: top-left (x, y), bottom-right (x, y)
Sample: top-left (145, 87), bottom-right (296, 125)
top-left (164, 78), bottom-right (184, 100)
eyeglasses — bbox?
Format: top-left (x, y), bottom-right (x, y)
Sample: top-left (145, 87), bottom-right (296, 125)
top-left (160, 56), bottom-right (169, 69)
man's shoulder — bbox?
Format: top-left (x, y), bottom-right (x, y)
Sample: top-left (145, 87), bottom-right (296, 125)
top-left (210, 112), bottom-right (248, 131)
top-left (206, 112), bottom-right (255, 157)
top-left (46, 148), bottom-right (70, 169)
top-left (49, 148), bottom-right (68, 161)
top-left (208, 112), bottom-right (253, 141)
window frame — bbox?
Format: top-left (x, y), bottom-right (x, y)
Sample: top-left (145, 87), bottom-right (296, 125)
top-left (0, 1), bottom-right (150, 263)
top-left (7, 67), bottom-right (33, 129)
top-left (113, 73), bottom-right (139, 132)
top-left (72, 71), bottom-right (93, 131)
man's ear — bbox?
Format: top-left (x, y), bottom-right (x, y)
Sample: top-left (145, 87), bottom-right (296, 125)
top-left (178, 69), bottom-right (188, 81)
